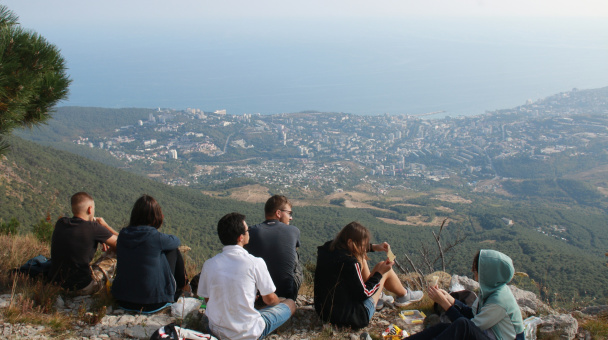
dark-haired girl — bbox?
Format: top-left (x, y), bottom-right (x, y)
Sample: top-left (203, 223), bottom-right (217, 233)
top-left (112, 195), bottom-right (188, 312)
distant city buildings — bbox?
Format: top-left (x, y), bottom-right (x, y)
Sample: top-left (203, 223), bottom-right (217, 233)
top-left (71, 88), bottom-right (608, 194)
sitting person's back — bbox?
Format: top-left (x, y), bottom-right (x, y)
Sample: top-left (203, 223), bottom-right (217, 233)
top-left (245, 195), bottom-right (302, 300)
top-left (198, 212), bottom-right (296, 340)
top-left (314, 222), bottom-right (423, 330)
top-left (49, 192), bottom-right (117, 294)
top-left (111, 195), bottom-right (186, 312)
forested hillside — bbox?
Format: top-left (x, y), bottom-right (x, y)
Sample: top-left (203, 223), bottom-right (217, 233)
top-left (0, 136), bottom-right (436, 262)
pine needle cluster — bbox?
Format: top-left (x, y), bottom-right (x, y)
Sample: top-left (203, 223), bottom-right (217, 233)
top-left (0, 5), bottom-right (71, 154)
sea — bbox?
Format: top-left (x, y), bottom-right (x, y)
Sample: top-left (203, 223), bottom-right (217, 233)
top-left (49, 17), bottom-right (608, 118)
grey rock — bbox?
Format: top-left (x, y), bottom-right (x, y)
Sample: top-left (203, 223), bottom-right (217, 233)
top-left (133, 314), bottom-right (148, 324)
top-left (100, 315), bottom-right (117, 327)
top-left (510, 285), bottom-right (554, 315)
top-left (147, 314), bottom-right (174, 328)
top-left (450, 274), bottom-right (479, 291)
top-left (124, 324), bottom-right (147, 338)
top-left (520, 306), bottom-right (536, 318)
top-left (54, 295), bottom-right (65, 310)
top-left (539, 314), bottom-right (578, 340)
top-left (116, 314), bottom-right (136, 325)
top-left (580, 305), bottom-right (608, 316)
top-left (377, 319), bottom-right (390, 327)
top-left (0, 294), bottom-right (14, 308)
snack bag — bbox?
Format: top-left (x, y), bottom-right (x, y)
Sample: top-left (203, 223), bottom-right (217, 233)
top-left (382, 324), bottom-right (408, 339)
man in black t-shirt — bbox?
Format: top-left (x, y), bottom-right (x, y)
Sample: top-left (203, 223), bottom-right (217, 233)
top-left (245, 195), bottom-right (302, 300)
top-left (49, 192), bottom-right (118, 294)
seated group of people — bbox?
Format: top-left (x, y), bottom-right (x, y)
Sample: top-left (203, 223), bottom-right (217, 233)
top-left (49, 192), bottom-right (188, 311)
top-left (50, 192), bottom-right (524, 340)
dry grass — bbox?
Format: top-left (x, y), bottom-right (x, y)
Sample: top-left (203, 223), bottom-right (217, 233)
top-left (3, 303), bottom-right (72, 332)
top-left (2, 277), bottom-right (72, 333)
top-left (298, 262), bottom-right (316, 297)
top-left (0, 234), bottom-right (50, 274)
top-left (0, 234), bottom-right (110, 332)
top-left (580, 311), bottom-right (608, 340)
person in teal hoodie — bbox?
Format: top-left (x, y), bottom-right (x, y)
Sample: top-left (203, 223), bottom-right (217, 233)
top-left (111, 195), bottom-right (188, 312)
top-left (406, 249), bottom-right (525, 340)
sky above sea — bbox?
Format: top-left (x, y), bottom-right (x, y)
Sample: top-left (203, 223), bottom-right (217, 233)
top-left (4, 0), bottom-right (608, 117)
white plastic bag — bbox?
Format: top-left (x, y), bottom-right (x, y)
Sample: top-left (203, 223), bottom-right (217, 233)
top-left (175, 325), bottom-right (218, 340)
top-left (171, 297), bottom-right (202, 318)
top-left (449, 281), bottom-right (465, 293)
top-left (523, 316), bottom-right (542, 340)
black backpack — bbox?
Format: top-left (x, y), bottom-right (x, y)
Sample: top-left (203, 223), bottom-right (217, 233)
top-left (15, 255), bottom-right (52, 279)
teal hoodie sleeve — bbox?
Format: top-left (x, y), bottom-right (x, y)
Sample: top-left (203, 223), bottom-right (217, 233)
top-left (471, 303), bottom-right (509, 331)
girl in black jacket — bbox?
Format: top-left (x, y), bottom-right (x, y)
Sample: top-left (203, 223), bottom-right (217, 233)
top-left (314, 221), bottom-right (423, 329)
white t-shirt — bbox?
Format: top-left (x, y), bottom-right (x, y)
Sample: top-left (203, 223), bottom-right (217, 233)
top-left (198, 245), bottom-right (276, 340)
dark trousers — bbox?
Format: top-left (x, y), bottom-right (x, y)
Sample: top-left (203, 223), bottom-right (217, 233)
top-left (406, 318), bottom-right (492, 340)
top-left (165, 248), bottom-right (187, 300)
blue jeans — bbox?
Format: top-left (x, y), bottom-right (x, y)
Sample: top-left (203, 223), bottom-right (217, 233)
top-left (258, 302), bottom-right (292, 339)
top-left (363, 297), bottom-right (375, 322)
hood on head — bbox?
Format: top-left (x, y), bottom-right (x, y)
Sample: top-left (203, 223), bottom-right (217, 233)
top-left (478, 249), bottom-right (514, 299)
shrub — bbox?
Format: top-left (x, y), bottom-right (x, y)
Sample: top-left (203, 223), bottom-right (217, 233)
top-left (0, 217), bottom-right (20, 235)
top-left (32, 219), bottom-right (54, 244)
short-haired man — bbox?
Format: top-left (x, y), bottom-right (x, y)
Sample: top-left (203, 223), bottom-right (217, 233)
top-left (198, 212), bottom-right (296, 340)
top-left (49, 192), bottom-right (118, 295)
top-left (245, 195), bottom-right (302, 300)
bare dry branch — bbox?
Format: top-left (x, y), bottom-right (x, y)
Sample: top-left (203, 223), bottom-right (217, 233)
top-left (403, 253), bottom-right (426, 289)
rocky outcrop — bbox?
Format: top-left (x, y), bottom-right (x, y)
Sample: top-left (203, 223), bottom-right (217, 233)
top-left (450, 274), bottom-right (479, 291)
top-left (509, 285), bottom-right (554, 317)
top-left (538, 314), bottom-right (579, 340)
top-left (451, 275), bottom-right (554, 317)
top-left (580, 305), bottom-right (608, 316)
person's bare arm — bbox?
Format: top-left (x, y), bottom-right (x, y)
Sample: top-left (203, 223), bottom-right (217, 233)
top-left (261, 292), bottom-right (281, 306)
top-left (94, 217), bottom-right (118, 235)
top-left (103, 235), bottom-right (117, 250)
top-left (94, 217), bottom-right (118, 251)
top-left (371, 242), bottom-right (390, 253)
top-left (427, 286), bottom-right (455, 311)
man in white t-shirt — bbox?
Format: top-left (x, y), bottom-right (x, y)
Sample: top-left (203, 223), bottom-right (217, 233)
top-left (197, 212), bottom-right (296, 340)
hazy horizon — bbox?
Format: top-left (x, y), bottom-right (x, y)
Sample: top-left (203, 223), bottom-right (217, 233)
top-left (4, 1), bottom-right (608, 117)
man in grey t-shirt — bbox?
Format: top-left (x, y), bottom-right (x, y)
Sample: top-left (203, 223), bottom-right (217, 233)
top-left (245, 195), bottom-right (302, 301)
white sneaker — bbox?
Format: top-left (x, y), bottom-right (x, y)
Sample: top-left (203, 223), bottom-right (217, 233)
top-left (395, 290), bottom-right (424, 307)
top-left (381, 292), bottom-right (394, 304)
